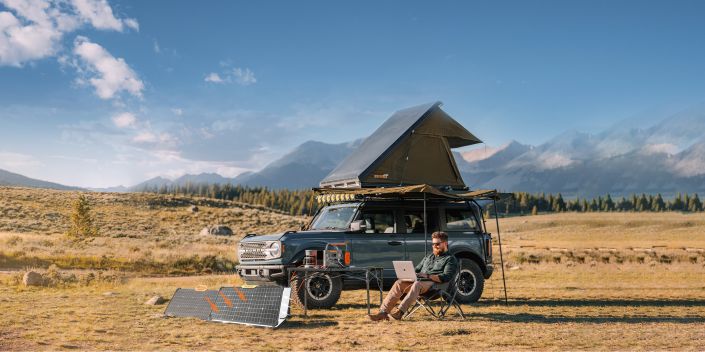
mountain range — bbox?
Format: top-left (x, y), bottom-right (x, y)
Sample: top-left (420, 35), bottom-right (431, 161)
top-left (3, 105), bottom-right (705, 197)
top-left (0, 168), bottom-right (82, 191)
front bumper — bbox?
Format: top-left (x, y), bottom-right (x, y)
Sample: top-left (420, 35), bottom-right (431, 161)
top-left (236, 264), bottom-right (288, 282)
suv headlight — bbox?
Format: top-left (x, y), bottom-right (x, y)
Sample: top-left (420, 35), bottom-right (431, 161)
top-left (264, 241), bottom-right (281, 259)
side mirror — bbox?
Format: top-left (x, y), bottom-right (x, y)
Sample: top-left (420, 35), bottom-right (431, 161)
top-left (349, 220), bottom-right (367, 233)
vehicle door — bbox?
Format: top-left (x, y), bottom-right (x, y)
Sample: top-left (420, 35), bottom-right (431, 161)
top-left (402, 207), bottom-right (439, 265)
top-left (347, 208), bottom-right (404, 278)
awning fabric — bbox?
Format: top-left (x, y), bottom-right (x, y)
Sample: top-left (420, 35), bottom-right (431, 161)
top-left (313, 184), bottom-right (499, 203)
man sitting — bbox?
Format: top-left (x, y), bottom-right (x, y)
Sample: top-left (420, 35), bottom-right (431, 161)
top-left (368, 231), bottom-right (458, 321)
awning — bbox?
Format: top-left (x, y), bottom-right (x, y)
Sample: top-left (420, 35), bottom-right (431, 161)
top-left (313, 184), bottom-right (499, 203)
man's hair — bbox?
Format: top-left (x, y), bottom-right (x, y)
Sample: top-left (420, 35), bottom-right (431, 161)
top-left (431, 231), bottom-right (448, 242)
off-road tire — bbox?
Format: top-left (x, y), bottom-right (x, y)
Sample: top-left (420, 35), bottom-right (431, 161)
top-left (291, 271), bottom-right (342, 309)
top-left (455, 258), bottom-right (484, 303)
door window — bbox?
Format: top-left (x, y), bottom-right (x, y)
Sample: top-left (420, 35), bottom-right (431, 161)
top-left (360, 211), bottom-right (395, 234)
top-left (403, 210), bottom-right (438, 233)
top-left (444, 209), bottom-right (479, 231)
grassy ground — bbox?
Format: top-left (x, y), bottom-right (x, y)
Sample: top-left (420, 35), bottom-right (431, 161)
top-left (1, 263), bottom-right (703, 351)
top-left (0, 187), bottom-right (305, 274)
top-left (1, 188), bottom-right (705, 350)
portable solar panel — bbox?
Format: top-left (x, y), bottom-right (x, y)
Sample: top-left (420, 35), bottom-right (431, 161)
top-left (210, 285), bottom-right (291, 328)
top-left (163, 288), bottom-right (220, 320)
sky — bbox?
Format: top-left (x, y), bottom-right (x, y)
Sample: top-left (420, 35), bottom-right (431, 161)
top-left (1, 0), bottom-right (705, 188)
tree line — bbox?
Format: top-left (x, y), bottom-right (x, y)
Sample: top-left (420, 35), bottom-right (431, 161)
top-left (495, 192), bottom-right (703, 215)
top-left (140, 183), bottom-right (703, 216)
top-left (141, 183), bottom-right (317, 216)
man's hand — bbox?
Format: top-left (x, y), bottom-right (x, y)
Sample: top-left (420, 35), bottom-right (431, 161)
top-left (417, 272), bottom-right (441, 282)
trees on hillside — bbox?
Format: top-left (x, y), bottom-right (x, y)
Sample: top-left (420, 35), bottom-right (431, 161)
top-left (141, 183), bottom-right (704, 216)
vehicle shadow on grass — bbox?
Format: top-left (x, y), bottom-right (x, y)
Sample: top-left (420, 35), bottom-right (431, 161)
top-left (471, 312), bottom-right (705, 324)
top-left (476, 299), bottom-right (705, 307)
top-left (331, 303), bottom-right (376, 310)
top-left (280, 319), bottom-right (339, 329)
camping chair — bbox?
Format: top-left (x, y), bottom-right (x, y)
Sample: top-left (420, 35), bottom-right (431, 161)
top-left (403, 273), bottom-right (466, 320)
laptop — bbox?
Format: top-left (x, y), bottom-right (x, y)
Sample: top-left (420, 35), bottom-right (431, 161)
top-left (393, 261), bottom-right (431, 282)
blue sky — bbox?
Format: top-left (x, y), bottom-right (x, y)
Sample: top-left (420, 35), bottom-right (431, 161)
top-left (1, 0), bottom-right (705, 187)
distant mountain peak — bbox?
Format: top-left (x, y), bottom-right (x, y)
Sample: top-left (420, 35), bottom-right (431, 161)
top-left (460, 140), bottom-right (529, 163)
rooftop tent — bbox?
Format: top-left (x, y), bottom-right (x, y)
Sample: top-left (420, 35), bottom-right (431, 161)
top-left (320, 102), bottom-right (482, 189)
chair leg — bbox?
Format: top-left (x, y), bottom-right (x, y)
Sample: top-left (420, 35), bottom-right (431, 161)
top-left (453, 301), bottom-right (466, 319)
top-left (437, 292), bottom-right (466, 320)
top-left (421, 300), bottom-right (438, 318)
top-left (403, 301), bottom-right (423, 319)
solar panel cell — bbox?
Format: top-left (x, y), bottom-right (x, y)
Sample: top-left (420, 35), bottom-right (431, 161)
top-left (210, 286), bottom-right (291, 328)
top-left (163, 288), bottom-right (219, 320)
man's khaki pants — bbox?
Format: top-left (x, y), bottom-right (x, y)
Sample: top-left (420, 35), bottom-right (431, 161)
top-left (381, 280), bottom-right (435, 313)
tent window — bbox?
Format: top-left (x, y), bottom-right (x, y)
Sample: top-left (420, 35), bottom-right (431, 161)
top-left (360, 211), bottom-right (395, 234)
top-left (445, 209), bottom-right (478, 231)
top-left (403, 210), bottom-right (438, 234)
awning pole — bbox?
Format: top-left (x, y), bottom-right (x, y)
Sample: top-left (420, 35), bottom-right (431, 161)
top-left (423, 193), bottom-right (428, 257)
top-left (493, 197), bottom-right (508, 305)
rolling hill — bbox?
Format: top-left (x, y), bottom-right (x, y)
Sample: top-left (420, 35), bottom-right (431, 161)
top-left (0, 168), bottom-right (82, 190)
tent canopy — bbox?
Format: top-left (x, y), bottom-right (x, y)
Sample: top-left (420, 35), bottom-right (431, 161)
top-left (319, 102), bottom-right (481, 189)
top-left (313, 184), bottom-right (500, 203)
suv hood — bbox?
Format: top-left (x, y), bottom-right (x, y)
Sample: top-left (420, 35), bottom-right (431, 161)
top-left (240, 232), bottom-right (288, 242)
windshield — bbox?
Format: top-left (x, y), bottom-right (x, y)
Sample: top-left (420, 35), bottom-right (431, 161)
top-left (309, 205), bottom-right (357, 230)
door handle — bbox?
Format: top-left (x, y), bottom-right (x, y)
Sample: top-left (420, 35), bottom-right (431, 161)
top-left (387, 241), bottom-right (403, 246)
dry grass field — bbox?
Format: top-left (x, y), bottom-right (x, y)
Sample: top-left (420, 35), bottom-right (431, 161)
top-left (0, 187), bottom-right (305, 274)
top-left (1, 187), bottom-right (705, 350)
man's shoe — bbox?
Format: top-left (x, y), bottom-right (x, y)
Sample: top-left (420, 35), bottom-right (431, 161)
top-left (368, 311), bottom-right (389, 321)
top-left (389, 308), bottom-right (405, 320)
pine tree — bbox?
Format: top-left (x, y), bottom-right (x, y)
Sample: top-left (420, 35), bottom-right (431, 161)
top-left (518, 193), bottom-right (527, 215)
top-left (652, 194), bottom-right (665, 212)
top-left (553, 193), bottom-right (566, 212)
top-left (589, 199), bottom-right (598, 212)
top-left (631, 194), bottom-right (638, 211)
top-left (689, 194), bottom-right (702, 212)
top-left (637, 194), bottom-right (649, 212)
top-left (671, 193), bottom-right (684, 211)
top-left (603, 194), bottom-right (615, 212)
top-left (68, 194), bottom-right (98, 239)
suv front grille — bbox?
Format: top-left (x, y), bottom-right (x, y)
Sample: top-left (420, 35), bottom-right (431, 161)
top-left (239, 241), bottom-right (267, 261)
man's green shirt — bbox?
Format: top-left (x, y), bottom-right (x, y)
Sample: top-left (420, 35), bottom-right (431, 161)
top-left (414, 251), bottom-right (458, 283)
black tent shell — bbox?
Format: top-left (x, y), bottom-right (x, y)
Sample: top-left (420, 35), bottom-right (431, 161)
top-left (319, 102), bottom-right (481, 189)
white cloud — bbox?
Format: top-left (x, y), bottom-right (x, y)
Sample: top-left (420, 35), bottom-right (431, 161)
top-left (0, 150), bottom-right (41, 169)
top-left (0, 0), bottom-right (137, 67)
top-left (71, 0), bottom-right (137, 32)
top-left (204, 72), bottom-right (224, 83)
top-left (204, 66), bottom-right (257, 86)
top-left (144, 151), bottom-right (252, 180)
top-left (0, 8), bottom-right (62, 66)
top-left (132, 131), bottom-right (156, 143)
top-left (642, 143), bottom-right (678, 155)
top-left (537, 152), bottom-right (574, 169)
top-left (232, 67), bottom-right (256, 85)
top-left (152, 39), bottom-right (160, 53)
top-left (171, 107), bottom-right (183, 116)
top-left (111, 112), bottom-right (137, 128)
top-left (132, 130), bottom-right (176, 146)
top-left (72, 36), bottom-right (144, 100)
top-left (123, 17), bottom-right (138, 31)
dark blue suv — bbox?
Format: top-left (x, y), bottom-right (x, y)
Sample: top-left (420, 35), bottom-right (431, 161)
top-left (236, 198), bottom-right (494, 308)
